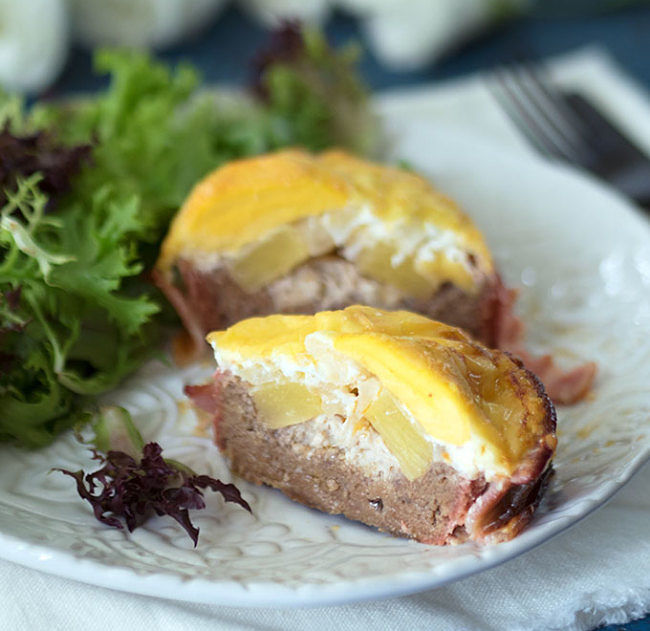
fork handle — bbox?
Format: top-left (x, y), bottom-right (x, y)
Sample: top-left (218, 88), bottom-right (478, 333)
top-left (608, 162), bottom-right (650, 212)
top-left (564, 93), bottom-right (650, 212)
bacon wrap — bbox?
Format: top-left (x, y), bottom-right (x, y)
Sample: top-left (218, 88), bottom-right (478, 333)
top-left (490, 277), bottom-right (596, 405)
top-left (185, 379), bottom-right (222, 416)
top-left (152, 269), bottom-right (208, 364)
top-left (185, 377), bottom-right (230, 451)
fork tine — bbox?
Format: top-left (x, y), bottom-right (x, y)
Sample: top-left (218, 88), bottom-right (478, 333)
top-left (491, 68), bottom-right (580, 163)
top-left (489, 80), bottom-right (555, 156)
top-left (510, 64), bottom-right (591, 160)
top-left (517, 62), bottom-right (587, 136)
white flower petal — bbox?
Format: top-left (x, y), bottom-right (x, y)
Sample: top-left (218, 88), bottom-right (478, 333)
top-left (0, 0), bottom-right (69, 94)
top-left (70, 0), bottom-right (227, 49)
top-left (240, 0), bottom-right (331, 27)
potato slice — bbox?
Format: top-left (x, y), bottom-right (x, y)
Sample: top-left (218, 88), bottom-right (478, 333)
top-left (229, 226), bottom-right (310, 292)
top-left (356, 242), bottom-right (433, 299)
top-left (251, 381), bottom-right (323, 429)
top-left (365, 388), bottom-right (433, 481)
top-left (415, 253), bottom-right (475, 294)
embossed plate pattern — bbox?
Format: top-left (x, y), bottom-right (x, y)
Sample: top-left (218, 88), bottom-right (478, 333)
top-left (0, 123), bottom-right (648, 607)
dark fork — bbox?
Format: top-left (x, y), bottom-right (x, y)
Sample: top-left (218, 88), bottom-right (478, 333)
top-left (489, 63), bottom-right (650, 211)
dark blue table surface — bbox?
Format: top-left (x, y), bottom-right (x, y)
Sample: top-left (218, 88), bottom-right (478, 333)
top-left (53, 4), bottom-right (650, 630)
top-left (54, 2), bottom-right (650, 95)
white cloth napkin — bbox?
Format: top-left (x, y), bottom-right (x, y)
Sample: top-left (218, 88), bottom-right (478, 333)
top-left (2, 47), bottom-right (649, 631)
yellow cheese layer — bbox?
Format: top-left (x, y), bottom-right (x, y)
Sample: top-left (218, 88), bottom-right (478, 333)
top-left (320, 150), bottom-right (488, 247)
top-left (158, 150), bottom-right (349, 266)
top-left (157, 149), bottom-right (493, 294)
top-left (208, 306), bottom-right (549, 474)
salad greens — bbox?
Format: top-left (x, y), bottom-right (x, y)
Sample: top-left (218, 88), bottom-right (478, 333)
top-left (0, 27), bottom-right (379, 448)
top-left (58, 407), bottom-right (250, 546)
top-left (254, 24), bottom-right (379, 157)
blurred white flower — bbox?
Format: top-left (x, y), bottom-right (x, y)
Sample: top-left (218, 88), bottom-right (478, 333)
top-left (339, 0), bottom-right (529, 70)
top-left (0, 0), bottom-right (69, 94)
top-left (69, 0), bottom-right (227, 49)
top-left (0, 0), bottom-right (532, 97)
top-left (240, 0), bottom-right (331, 26)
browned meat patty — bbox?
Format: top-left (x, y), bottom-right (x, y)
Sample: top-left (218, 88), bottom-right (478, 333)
top-left (187, 370), bottom-right (555, 545)
top-left (158, 255), bottom-right (503, 348)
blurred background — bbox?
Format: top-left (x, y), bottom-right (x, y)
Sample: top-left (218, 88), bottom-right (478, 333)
top-left (5, 0), bottom-right (650, 96)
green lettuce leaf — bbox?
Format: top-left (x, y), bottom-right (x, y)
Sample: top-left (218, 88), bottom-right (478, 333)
top-left (0, 177), bottom-right (159, 446)
top-left (255, 25), bottom-right (381, 157)
top-left (0, 30), bottom-right (379, 448)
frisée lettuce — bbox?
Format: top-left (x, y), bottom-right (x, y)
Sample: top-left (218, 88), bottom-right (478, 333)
top-left (0, 28), bottom-right (379, 447)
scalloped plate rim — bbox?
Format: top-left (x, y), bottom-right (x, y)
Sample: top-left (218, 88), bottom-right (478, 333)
top-left (0, 451), bottom-right (647, 609)
top-left (1, 121), bottom-right (649, 608)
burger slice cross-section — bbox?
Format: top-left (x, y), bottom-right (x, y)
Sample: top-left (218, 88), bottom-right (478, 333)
top-left (155, 149), bottom-right (501, 352)
top-left (187, 306), bottom-right (557, 544)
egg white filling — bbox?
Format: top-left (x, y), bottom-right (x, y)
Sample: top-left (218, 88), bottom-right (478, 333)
top-left (212, 332), bottom-right (505, 482)
top-left (184, 203), bottom-right (479, 290)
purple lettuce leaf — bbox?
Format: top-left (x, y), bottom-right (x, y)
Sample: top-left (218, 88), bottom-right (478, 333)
top-left (0, 124), bottom-right (92, 208)
top-left (57, 442), bottom-right (250, 546)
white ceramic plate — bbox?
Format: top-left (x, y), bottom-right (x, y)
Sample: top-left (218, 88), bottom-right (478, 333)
top-left (1, 123), bottom-right (649, 608)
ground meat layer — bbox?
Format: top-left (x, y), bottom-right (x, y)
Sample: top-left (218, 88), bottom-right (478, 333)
top-left (194, 372), bottom-right (554, 545)
top-left (169, 255), bottom-right (501, 349)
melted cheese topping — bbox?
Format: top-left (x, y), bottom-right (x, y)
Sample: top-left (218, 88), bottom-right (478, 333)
top-left (208, 306), bottom-right (551, 476)
top-left (157, 149), bottom-right (493, 294)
